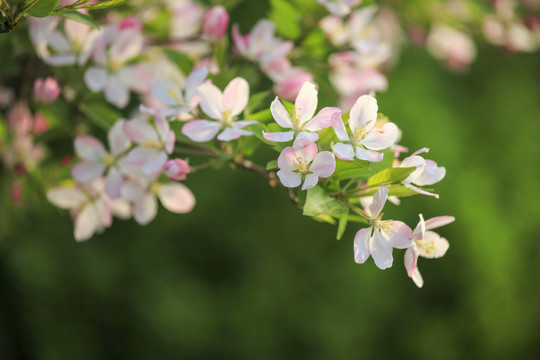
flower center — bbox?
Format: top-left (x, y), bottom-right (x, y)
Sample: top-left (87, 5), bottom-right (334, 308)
top-left (293, 157), bottom-right (311, 174)
top-left (352, 125), bottom-right (368, 145)
top-left (291, 108), bottom-right (303, 131)
top-left (373, 218), bottom-right (394, 233)
top-left (143, 138), bottom-right (163, 150)
top-left (102, 153), bottom-right (116, 166)
top-left (167, 88), bottom-right (185, 105)
top-left (221, 109), bottom-right (234, 127)
top-left (415, 239), bottom-right (436, 255)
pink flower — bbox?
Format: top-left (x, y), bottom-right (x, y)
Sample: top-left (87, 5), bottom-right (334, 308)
top-left (263, 81), bottom-right (341, 142)
top-left (33, 77), bottom-right (60, 104)
top-left (426, 24), bottom-right (477, 72)
top-left (404, 214), bottom-right (455, 287)
top-left (7, 102), bottom-right (33, 135)
top-left (274, 70), bottom-right (314, 101)
top-left (202, 6), bottom-right (229, 42)
top-left (163, 158), bottom-right (190, 181)
top-left (123, 112), bottom-right (175, 175)
top-left (276, 138), bottom-right (336, 190)
top-left (182, 77), bottom-right (257, 142)
top-left (353, 187), bottom-right (413, 269)
top-left (332, 95), bottom-right (398, 162)
top-left (399, 148), bottom-right (446, 198)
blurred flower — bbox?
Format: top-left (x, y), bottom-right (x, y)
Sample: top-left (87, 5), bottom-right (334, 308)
top-left (276, 138), bottom-right (336, 190)
top-left (202, 6), bottom-right (229, 43)
top-left (426, 24), bottom-right (477, 72)
top-left (354, 187), bottom-right (413, 269)
top-left (317, 0), bottom-right (361, 17)
top-left (163, 158), bottom-right (190, 181)
top-left (33, 77), bottom-right (60, 104)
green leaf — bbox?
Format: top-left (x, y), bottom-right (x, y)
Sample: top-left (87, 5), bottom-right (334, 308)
top-left (77, 0), bottom-right (128, 10)
top-left (269, 0), bottom-right (301, 40)
top-left (80, 103), bottom-right (123, 131)
top-left (265, 160), bottom-right (278, 170)
top-left (369, 148), bottom-right (394, 173)
top-left (246, 91), bottom-right (270, 114)
top-left (236, 136), bottom-right (260, 157)
top-left (332, 167), bottom-right (373, 182)
top-left (51, 10), bottom-right (99, 29)
top-left (312, 214), bottom-right (336, 225)
top-left (162, 49), bottom-right (193, 75)
top-left (366, 167), bottom-right (416, 187)
top-left (346, 215), bottom-right (369, 224)
top-left (27, 0), bottom-right (59, 17)
top-left (336, 208), bottom-right (349, 240)
top-left (303, 186), bottom-right (347, 217)
top-left (246, 109), bottom-right (273, 123)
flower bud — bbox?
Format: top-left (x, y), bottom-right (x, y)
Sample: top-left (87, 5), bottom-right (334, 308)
top-left (33, 77), bottom-right (60, 104)
top-left (275, 71), bottom-right (314, 100)
top-left (163, 158), bottom-right (190, 181)
top-left (202, 6), bottom-right (229, 42)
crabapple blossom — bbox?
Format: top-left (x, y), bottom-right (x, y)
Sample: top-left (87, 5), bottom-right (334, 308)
top-left (182, 77), bottom-right (257, 142)
top-left (399, 148), bottom-right (446, 198)
top-left (276, 138), bottom-right (336, 191)
top-left (331, 95), bottom-right (398, 161)
top-left (404, 214), bottom-right (455, 287)
top-left (353, 187), bottom-right (413, 269)
top-left (426, 24), bottom-right (477, 72)
top-left (123, 112), bottom-right (175, 175)
top-left (263, 81), bottom-right (341, 142)
top-left (318, 0), bottom-right (361, 17)
top-left (202, 6), bottom-right (229, 42)
top-left (121, 177), bottom-right (195, 225)
top-left (163, 158), bottom-right (190, 181)
top-left (33, 77), bottom-right (60, 104)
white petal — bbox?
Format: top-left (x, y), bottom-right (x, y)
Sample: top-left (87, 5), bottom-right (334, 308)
top-left (223, 77), bottom-right (249, 117)
top-left (304, 107), bottom-right (341, 131)
top-left (368, 186), bottom-right (388, 218)
top-left (414, 160), bottom-right (446, 186)
top-left (123, 118), bottom-right (158, 144)
top-left (270, 97), bottom-right (293, 128)
top-left (277, 170), bottom-right (302, 188)
top-left (72, 161), bottom-right (106, 183)
top-left (105, 167), bottom-right (124, 199)
top-left (277, 146), bottom-right (298, 172)
top-left (295, 131), bottom-right (319, 142)
top-left (47, 187), bottom-right (86, 209)
top-left (133, 192), bottom-right (158, 225)
top-left (74, 203), bottom-right (100, 242)
top-left (404, 247), bottom-right (418, 277)
top-left (128, 147), bottom-right (161, 165)
top-left (217, 127), bottom-right (251, 141)
top-left (411, 268), bottom-right (424, 288)
top-left (185, 67), bottom-right (209, 100)
top-left (355, 147), bottom-right (383, 162)
top-left (424, 216), bottom-right (455, 230)
top-left (151, 78), bottom-right (179, 106)
top-left (370, 229), bottom-right (393, 269)
top-left (362, 122), bottom-right (398, 150)
top-left (388, 220), bottom-right (413, 249)
top-left (182, 120), bottom-right (222, 142)
top-left (74, 135), bottom-right (106, 161)
top-left (310, 151), bottom-right (336, 178)
top-left (418, 231), bottom-right (449, 259)
top-left (331, 113), bottom-right (349, 142)
top-left (404, 183), bottom-right (439, 199)
top-left (332, 143), bottom-right (355, 161)
top-left (263, 131), bottom-right (294, 142)
top-left (109, 29), bottom-right (143, 64)
top-left (140, 151), bottom-right (167, 175)
top-left (105, 77), bottom-right (130, 109)
top-left (295, 81), bottom-right (318, 124)
top-left (301, 174), bottom-right (319, 190)
top-left (292, 138), bottom-right (318, 163)
top-left (354, 227), bottom-right (372, 263)
top-left (349, 95), bottom-right (378, 132)
top-left (121, 180), bottom-right (147, 202)
top-left (197, 81), bottom-right (223, 119)
top-left (157, 183), bottom-right (196, 213)
top-left (413, 213), bottom-right (426, 240)
top-left (108, 120), bottom-right (131, 155)
top-left (84, 67), bottom-right (107, 91)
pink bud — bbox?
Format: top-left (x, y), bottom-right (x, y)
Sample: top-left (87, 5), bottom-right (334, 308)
top-left (7, 102), bottom-right (33, 135)
top-left (119, 16), bottom-right (143, 32)
top-left (202, 6), bottom-right (229, 42)
top-left (33, 112), bottom-right (50, 135)
top-left (275, 71), bottom-right (314, 100)
top-left (33, 77), bottom-right (60, 104)
top-left (163, 158), bottom-right (190, 181)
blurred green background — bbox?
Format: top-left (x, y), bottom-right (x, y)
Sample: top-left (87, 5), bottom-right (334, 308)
top-left (2, 3), bottom-right (540, 359)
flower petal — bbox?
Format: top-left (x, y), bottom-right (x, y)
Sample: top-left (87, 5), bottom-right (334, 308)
top-left (182, 120), bottom-right (222, 142)
top-left (185, 67), bottom-right (209, 100)
top-left (84, 67), bottom-right (107, 91)
top-left (349, 94), bottom-right (378, 132)
top-left (140, 151), bottom-right (168, 175)
top-left (370, 229), bottom-right (393, 269)
top-left (277, 170), bottom-right (302, 188)
top-left (332, 143), bottom-right (355, 161)
top-left (404, 247), bottom-right (419, 277)
top-left (123, 118), bottom-right (159, 144)
top-left (217, 127), bottom-right (251, 141)
top-left (304, 107), bottom-right (341, 131)
top-left (47, 187), bottom-right (86, 209)
top-left (72, 161), bottom-right (106, 183)
top-left (223, 77), bottom-right (249, 117)
top-left (362, 122), bottom-right (398, 150)
top-left (424, 216), bottom-right (455, 230)
top-left (414, 160), bottom-right (446, 186)
top-left (74, 203), bottom-right (100, 242)
top-left (368, 186), bottom-right (388, 219)
top-left (411, 268), bottom-right (424, 288)
top-left (104, 76), bottom-right (129, 109)
top-left (302, 173), bottom-right (319, 190)
top-left (295, 81), bottom-right (318, 124)
top-left (105, 167), bottom-right (124, 199)
top-left (197, 81), bottom-right (223, 119)
top-left (310, 151), bottom-right (336, 178)
top-left (292, 138), bottom-right (318, 163)
top-left (277, 146), bottom-right (298, 172)
top-left (133, 192), bottom-right (158, 225)
top-left (417, 231), bottom-right (449, 259)
top-left (331, 113), bottom-right (349, 142)
top-left (157, 183), bottom-right (196, 213)
top-left (263, 131), bottom-right (294, 142)
top-left (355, 147), bottom-right (383, 162)
top-left (74, 135), bottom-right (106, 161)
top-left (354, 227), bottom-right (372, 264)
top-left (413, 213), bottom-right (426, 240)
top-left (270, 97), bottom-right (293, 128)
top-left (388, 220), bottom-right (413, 249)
top-left (404, 183), bottom-right (439, 199)
top-left (108, 120), bottom-right (131, 155)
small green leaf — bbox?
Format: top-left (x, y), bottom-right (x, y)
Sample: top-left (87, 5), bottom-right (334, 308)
top-left (265, 160), bottom-right (278, 170)
top-left (80, 103), bottom-right (123, 131)
top-left (366, 167), bottom-right (416, 187)
top-left (246, 91), bottom-right (270, 114)
top-left (77, 0), bottom-right (128, 10)
top-left (247, 109), bottom-right (273, 123)
top-left (269, 0), bottom-right (301, 39)
top-left (303, 186), bottom-right (347, 216)
top-left (52, 10), bottom-right (99, 29)
top-left (332, 167), bottom-right (373, 182)
top-left (27, 0), bottom-right (59, 17)
top-left (162, 49), bottom-right (193, 75)
top-left (312, 214), bottom-right (336, 225)
top-left (336, 208), bottom-right (349, 240)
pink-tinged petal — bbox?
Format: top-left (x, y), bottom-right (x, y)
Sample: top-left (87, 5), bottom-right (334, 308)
top-left (163, 158), bottom-right (190, 181)
top-left (232, 24), bottom-right (248, 55)
top-left (109, 29), bottom-right (143, 64)
top-left (295, 81), bottom-right (318, 124)
top-left (45, 55), bottom-right (77, 66)
top-left (310, 151), bottom-right (336, 178)
top-left (277, 146), bottom-right (298, 171)
top-left (151, 79), bottom-right (179, 106)
top-left (404, 247), bottom-right (418, 277)
top-left (355, 147), bottom-right (383, 162)
top-left (74, 135), bottom-right (106, 161)
top-left (331, 113), bottom-right (349, 142)
top-left (362, 122), bottom-right (398, 150)
top-left (154, 110), bottom-right (170, 140)
top-left (217, 127), bottom-right (251, 141)
top-left (332, 143), bottom-right (355, 161)
top-left (141, 151), bottom-right (168, 175)
top-left (128, 147), bottom-right (160, 165)
top-left (404, 183), bottom-right (439, 199)
top-left (413, 213), bottom-right (426, 240)
top-left (304, 107), bottom-right (341, 131)
top-left (302, 174), bottom-right (319, 190)
top-left (74, 203), bottom-right (100, 242)
top-left (197, 81), bottom-right (223, 119)
top-left (185, 67), bottom-right (209, 100)
top-left (368, 186), bottom-right (388, 219)
top-left (296, 131), bottom-right (319, 142)
top-left (121, 180), bottom-right (147, 202)
top-left (234, 120), bottom-right (258, 128)
top-left (94, 198), bottom-right (112, 227)
top-left (411, 147), bottom-right (430, 156)
top-left (111, 198), bottom-right (131, 220)
top-left (105, 167), bottom-right (124, 198)
top-left (292, 138), bottom-right (318, 163)
top-left (411, 268), bottom-right (424, 288)
top-left (414, 160), bottom-right (446, 186)
top-left (263, 131), bottom-right (294, 142)
top-left (84, 67), bottom-right (107, 91)
top-left (72, 161), bottom-right (106, 183)
top-left (277, 170), bottom-right (302, 188)
top-left (270, 97), bottom-right (293, 128)
top-left (424, 216), bottom-right (455, 230)
top-left (165, 130), bottom-right (175, 154)
top-left (104, 77), bottom-right (129, 109)
top-left (108, 120), bottom-right (131, 155)
top-left (354, 227), bottom-right (372, 263)
top-left (157, 183), bottom-right (196, 214)
top-left (401, 155), bottom-right (426, 183)
top-left (349, 95), bottom-right (378, 132)
top-left (223, 77), bottom-right (249, 117)
top-left (117, 65), bottom-right (154, 93)
top-left (418, 231), bottom-right (450, 259)
top-left (123, 118), bottom-right (159, 144)
top-left (388, 220), bottom-right (413, 249)
top-left (47, 187), bottom-right (86, 209)
top-left (133, 192), bottom-right (158, 225)
top-left (259, 41), bottom-right (294, 64)
top-left (182, 120), bottom-right (222, 142)
top-left (370, 229), bottom-right (393, 269)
